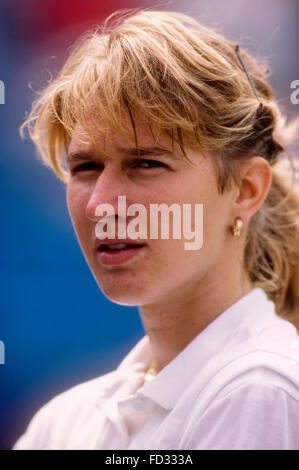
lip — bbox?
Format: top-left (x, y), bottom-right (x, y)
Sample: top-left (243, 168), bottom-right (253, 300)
top-left (95, 238), bottom-right (147, 266)
top-left (95, 238), bottom-right (147, 250)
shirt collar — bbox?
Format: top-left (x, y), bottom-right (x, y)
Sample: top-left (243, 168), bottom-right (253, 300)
top-left (136, 288), bottom-right (276, 409)
top-left (95, 288), bottom-right (276, 412)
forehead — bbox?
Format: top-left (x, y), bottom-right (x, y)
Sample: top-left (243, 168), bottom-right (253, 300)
top-left (67, 110), bottom-right (212, 170)
top-left (67, 109), bottom-right (197, 163)
top-left (69, 116), bottom-right (171, 151)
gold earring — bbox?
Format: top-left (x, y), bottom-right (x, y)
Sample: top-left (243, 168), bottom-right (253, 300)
top-left (232, 217), bottom-right (243, 237)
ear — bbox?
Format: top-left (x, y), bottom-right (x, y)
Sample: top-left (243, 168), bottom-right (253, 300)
top-left (232, 156), bottom-right (272, 224)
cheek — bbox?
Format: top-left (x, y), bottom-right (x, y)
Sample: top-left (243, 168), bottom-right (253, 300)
top-left (66, 185), bottom-right (74, 218)
top-left (66, 183), bottom-right (88, 225)
top-left (66, 184), bottom-right (95, 256)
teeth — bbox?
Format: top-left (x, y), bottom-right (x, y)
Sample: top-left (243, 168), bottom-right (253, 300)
top-left (106, 243), bottom-right (130, 250)
top-left (100, 243), bottom-right (144, 251)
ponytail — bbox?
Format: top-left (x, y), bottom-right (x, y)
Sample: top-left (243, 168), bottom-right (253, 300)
top-left (244, 158), bottom-right (299, 332)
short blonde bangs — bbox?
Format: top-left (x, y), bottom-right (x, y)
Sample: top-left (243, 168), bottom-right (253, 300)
top-left (20, 9), bottom-right (299, 326)
top-left (21, 9), bottom-right (283, 187)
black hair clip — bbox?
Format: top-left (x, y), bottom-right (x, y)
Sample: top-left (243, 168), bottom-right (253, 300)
top-left (235, 44), bottom-right (263, 114)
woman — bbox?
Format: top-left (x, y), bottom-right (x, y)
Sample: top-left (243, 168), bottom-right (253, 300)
top-left (13, 10), bottom-right (299, 450)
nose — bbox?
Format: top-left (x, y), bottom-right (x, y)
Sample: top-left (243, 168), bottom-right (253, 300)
top-left (85, 165), bottom-right (130, 222)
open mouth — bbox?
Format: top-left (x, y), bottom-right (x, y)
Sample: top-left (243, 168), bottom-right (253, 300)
top-left (97, 242), bottom-right (147, 266)
top-left (99, 243), bottom-right (145, 252)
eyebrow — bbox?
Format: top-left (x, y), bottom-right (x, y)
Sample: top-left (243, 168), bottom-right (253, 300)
top-left (66, 146), bottom-right (180, 164)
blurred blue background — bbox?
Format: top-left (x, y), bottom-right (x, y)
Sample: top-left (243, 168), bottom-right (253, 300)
top-left (0, 0), bottom-right (298, 450)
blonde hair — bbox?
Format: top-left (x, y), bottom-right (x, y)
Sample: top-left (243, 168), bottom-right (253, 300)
top-left (21, 9), bottom-right (299, 330)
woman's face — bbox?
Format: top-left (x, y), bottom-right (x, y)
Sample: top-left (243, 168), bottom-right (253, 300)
top-left (66, 118), bottom-right (236, 307)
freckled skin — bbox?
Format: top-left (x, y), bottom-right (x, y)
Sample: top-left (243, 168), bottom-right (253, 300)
top-left (67, 119), bottom-right (234, 306)
top-left (66, 115), bottom-right (261, 371)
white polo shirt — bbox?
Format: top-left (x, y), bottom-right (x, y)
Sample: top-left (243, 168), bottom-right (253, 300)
top-left (13, 288), bottom-right (299, 450)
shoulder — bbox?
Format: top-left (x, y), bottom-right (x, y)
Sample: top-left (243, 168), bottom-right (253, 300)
top-left (38, 369), bottom-right (116, 412)
top-left (210, 321), bottom-right (299, 406)
top-left (12, 335), bottom-right (149, 450)
top-left (184, 311), bottom-right (299, 450)
top-left (182, 318), bottom-right (299, 449)
top-left (218, 312), bottom-right (299, 393)
top-left (12, 370), bottom-right (115, 450)
top-left (184, 377), bottom-right (299, 450)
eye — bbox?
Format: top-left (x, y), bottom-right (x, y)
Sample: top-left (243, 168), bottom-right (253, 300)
top-left (133, 159), bottom-right (167, 169)
top-left (70, 162), bottom-right (100, 175)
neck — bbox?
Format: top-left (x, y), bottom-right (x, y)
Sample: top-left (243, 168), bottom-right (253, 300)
top-left (139, 261), bottom-right (253, 375)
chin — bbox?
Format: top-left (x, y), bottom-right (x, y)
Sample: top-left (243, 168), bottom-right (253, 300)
top-left (94, 276), bottom-right (149, 306)
top-left (99, 289), bottom-right (144, 307)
